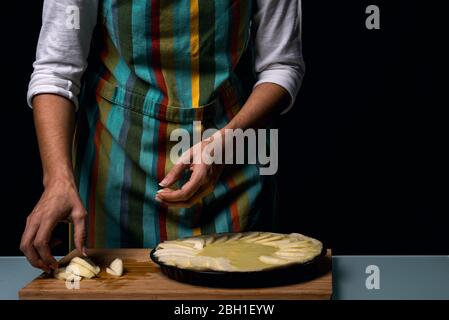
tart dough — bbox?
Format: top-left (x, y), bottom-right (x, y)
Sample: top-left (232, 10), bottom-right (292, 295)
top-left (154, 232), bottom-right (323, 272)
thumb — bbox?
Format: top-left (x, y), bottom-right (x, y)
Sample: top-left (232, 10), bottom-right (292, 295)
top-left (72, 208), bottom-right (87, 256)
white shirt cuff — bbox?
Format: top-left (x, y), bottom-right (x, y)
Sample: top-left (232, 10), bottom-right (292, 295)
top-left (253, 67), bottom-right (303, 115)
top-left (27, 73), bottom-right (79, 110)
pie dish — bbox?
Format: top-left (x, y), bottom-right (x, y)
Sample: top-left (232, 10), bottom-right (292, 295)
top-left (152, 232), bottom-right (323, 272)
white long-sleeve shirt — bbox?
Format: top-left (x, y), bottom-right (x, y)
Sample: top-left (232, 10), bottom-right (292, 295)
top-left (27, 0), bottom-right (304, 114)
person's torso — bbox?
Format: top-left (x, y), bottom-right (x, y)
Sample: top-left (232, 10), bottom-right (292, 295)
top-left (87, 0), bottom-right (255, 109)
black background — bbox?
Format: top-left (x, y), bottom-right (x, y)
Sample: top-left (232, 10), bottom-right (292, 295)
top-left (1, 1), bottom-right (448, 255)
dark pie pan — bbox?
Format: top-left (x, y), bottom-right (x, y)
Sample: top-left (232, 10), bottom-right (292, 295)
top-left (150, 245), bottom-right (329, 288)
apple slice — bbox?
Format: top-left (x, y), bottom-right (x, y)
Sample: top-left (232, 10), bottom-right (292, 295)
top-left (181, 238), bottom-right (205, 250)
top-left (204, 235), bottom-right (215, 245)
top-left (259, 255), bottom-right (289, 265)
top-left (244, 233), bottom-right (273, 243)
top-left (278, 242), bottom-right (311, 249)
top-left (173, 256), bottom-right (192, 268)
top-left (274, 251), bottom-right (308, 257)
top-left (240, 232), bottom-right (260, 241)
top-left (225, 233), bottom-right (243, 243)
top-left (289, 233), bottom-right (307, 240)
top-left (154, 249), bottom-right (197, 258)
top-left (106, 268), bottom-right (117, 276)
top-left (157, 257), bottom-right (177, 266)
top-left (71, 257), bottom-right (100, 275)
top-left (54, 267), bottom-right (82, 281)
top-left (109, 258), bottom-right (124, 276)
top-left (254, 235), bottom-right (284, 244)
top-left (262, 239), bottom-right (292, 247)
top-left (190, 256), bottom-right (213, 269)
top-left (157, 243), bottom-right (198, 252)
top-left (164, 240), bottom-right (195, 246)
top-left (211, 257), bottom-right (235, 272)
top-left (65, 263), bottom-right (96, 279)
top-left (212, 235), bottom-right (228, 244)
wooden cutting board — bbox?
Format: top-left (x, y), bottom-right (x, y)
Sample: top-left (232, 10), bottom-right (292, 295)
top-left (19, 249), bottom-right (332, 300)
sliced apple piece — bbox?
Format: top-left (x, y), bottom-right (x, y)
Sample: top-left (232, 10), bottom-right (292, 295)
top-left (274, 250), bottom-right (308, 258)
top-left (289, 232), bottom-right (306, 238)
top-left (71, 257), bottom-right (100, 275)
top-left (53, 267), bottom-right (79, 281)
top-left (225, 233), bottom-right (243, 243)
top-left (204, 235), bottom-right (215, 245)
top-left (157, 243), bottom-right (198, 252)
top-left (66, 274), bottom-right (83, 282)
top-left (244, 233), bottom-right (273, 243)
top-left (106, 268), bottom-right (118, 276)
top-left (259, 255), bottom-right (289, 265)
top-left (239, 232), bottom-right (260, 241)
top-left (154, 249), bottom-right (197, 258)
top-left (276, 248), bottom-right (307, 253)
top-left (212, 235), bottom-right (228, 244)
top-left (278, 242), bottom-right (311, 249)
top-left (211, 257), bottom-right (236, 272)
top-left (106, 259), bottom-right (123, 277)
top-left (106, 258), bottom-right (123, 276)
top-left (262, 239), bottom-right (292, 247)
top-left (190, 256), bottom-right (213, 269)
top-left (173, 256), bottom-right (192, 268)
top-left (181, 238), bottom-right (205, 250)
top-left (65, 263), bottom-right (96, 279)
top-left (158, 257), bottom-right (177, 266)
top-left (254, 235), bottom-right (284, 244)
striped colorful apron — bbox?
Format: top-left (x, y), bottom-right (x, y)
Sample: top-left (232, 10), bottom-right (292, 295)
top-left (72, 0), bottom-right (277, 248)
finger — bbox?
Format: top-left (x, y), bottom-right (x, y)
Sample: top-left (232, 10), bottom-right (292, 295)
top-left (159, 161), bottom-right (190, 188)
top-left (20, 217), bottom-right (49, 272)
top-left (157, 166), bottom-right (206, 202)
top-left (156, 183), bottom-right (214, 208)
top-left (22, 246), bottom-right (48, 272)
top-left (157, 180), bottom-right (214, 206)
top-left (34, 219), bottom-right (58, 270)
top-left (50, 238), bottom-right (62, 248)
top-left (72, 208), bottom-right (87, 256)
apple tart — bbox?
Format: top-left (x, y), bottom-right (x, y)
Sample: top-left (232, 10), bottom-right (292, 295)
top-left (153, 232), bottom-right (323, 272)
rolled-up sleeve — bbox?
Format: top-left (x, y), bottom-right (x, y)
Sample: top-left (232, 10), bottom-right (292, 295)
top-left (27, 0), bottom-right (98, 110)
top-left (252, 0), bottom-right (305, 114)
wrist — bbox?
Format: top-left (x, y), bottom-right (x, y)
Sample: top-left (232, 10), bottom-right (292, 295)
top-left (43, 170), bottom-right (76, 189)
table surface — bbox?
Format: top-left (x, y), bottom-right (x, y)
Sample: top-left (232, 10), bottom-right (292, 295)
top-left (0, 256), bottom-right (61, 300)
top-left (17, 249), bottom-right (332, 300)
